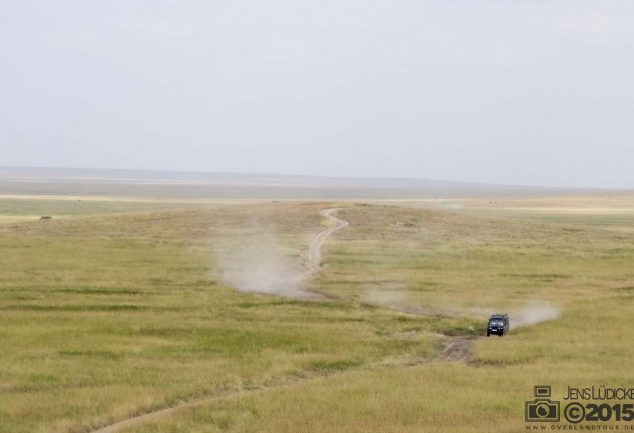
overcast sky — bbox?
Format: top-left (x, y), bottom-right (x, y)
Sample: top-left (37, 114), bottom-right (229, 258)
top-left (1, 1), bottom-right (633, 187)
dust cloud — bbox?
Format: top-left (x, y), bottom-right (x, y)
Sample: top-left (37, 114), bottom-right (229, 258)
top-left (213, 227), bottom-right (319, 300)
top-left (362, 290), bottom-right (560, 329)
top-left (511, 302), bottom-right (560, 328)
top-left (363, 289), bottom-right (410, 308)
top-left (458, 302), bottom-right (561, 329)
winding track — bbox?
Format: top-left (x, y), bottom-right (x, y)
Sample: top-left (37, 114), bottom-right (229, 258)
top-left (308, 208), bottom-right (349, 273)
top-left (310, 210), bottom-right (476, 360)
top-left (89, 380), bottom-right (309, 433)
top-left (87, 208), bottom-right (472, 433)
top-left (295, 208), bottom-right (349, 298)
top-left (88, 208), bottom-right (349, 433)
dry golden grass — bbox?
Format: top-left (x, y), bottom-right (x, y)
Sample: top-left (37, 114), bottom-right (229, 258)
top-left (0, 195), bottom-right (632, 432)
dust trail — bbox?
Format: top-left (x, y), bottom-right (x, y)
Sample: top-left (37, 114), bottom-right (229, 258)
top-left (214, 208), bottom-right (348, 300)
top-left (363, 288), bottom-right (409, 308)
top-left (363, 293), bottom-right (560, 330)
top-left (454, 302), bottom-right (560, 329)
top-left (362, 288), bottom-right (451, 317)
top-left (88, 209), bottom-right (349, 433)
top-left (511, 302), bottom-right (560, 328)
top-left (215, 229), bottom-right (315, 299)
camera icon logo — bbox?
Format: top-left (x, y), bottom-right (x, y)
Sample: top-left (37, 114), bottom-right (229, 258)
top-left (525, 385), bottom-right (560, 422)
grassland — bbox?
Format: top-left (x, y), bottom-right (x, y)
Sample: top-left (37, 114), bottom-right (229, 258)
top-left (0, 193), bottom-right (632, 432)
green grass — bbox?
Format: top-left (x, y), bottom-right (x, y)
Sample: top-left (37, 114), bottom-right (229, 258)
top-left (0, 197), bottom-right (210, 220)
top-left (0, 198), bottom-right (632, 432)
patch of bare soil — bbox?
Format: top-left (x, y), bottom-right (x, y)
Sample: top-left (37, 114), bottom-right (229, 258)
top-left (439, 336), bottom-right (476, 361)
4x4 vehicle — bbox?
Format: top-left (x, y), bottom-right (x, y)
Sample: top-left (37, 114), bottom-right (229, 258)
top-left (487, 314), bottom-right (509, 336)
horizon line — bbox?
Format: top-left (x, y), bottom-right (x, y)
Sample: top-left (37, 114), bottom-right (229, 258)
top-left (0, 164), bottom-right (626, 191)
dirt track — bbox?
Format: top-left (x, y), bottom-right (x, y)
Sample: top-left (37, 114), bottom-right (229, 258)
top-left (308, 209), bottom-right (349, 271)
top-left (87, 208), bottom-right (473, 433)
top-left (88, 339), bottom-right (476, 433)
top-left (274, 208), bottom-right (349, 300)
top-left (439, 336), bottom-right (476, 361)
top-left (88, 209), bottom-right (350, 433)
top-left (88, 381), bottom-right (305, 433)
top-left (298, 208), bottom-right (349, 298)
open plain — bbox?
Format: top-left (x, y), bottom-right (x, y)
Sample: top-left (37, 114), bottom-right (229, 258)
top-left (1, 169), bottom-right (632, 433)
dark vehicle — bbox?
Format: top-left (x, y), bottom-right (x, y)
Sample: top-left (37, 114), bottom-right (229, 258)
top-left (487, 314), bottom-right (510, 336)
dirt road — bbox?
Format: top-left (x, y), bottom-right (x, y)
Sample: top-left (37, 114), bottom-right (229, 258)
top-left (293, 208), bottom-right (349, 299)
top-left (87, 208), bottom-right (474, 433)
top-left (307, 208), bottom-right (349, 272)
top-left (88, 209), bottom-right (349, 433)
top-left (439, 336), bottom-right (476, 361)
top-left (88, 380), bottom-right (306, 433)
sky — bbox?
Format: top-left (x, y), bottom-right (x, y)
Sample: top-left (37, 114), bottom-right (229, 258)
top-left (1, 1), bottom-right (633, 188)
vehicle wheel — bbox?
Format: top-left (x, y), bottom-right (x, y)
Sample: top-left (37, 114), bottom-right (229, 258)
top-left (486, 332), bottom-right (490, 337)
